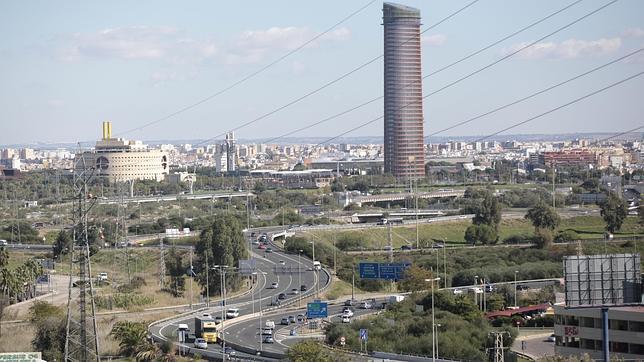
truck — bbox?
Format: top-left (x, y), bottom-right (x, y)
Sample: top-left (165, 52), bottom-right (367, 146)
top-left (194, 316), bottom-right (218, 343)
top-left (389, 295), bottom-right (405, 304)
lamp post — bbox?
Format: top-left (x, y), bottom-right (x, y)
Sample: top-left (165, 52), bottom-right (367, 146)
top-left (474, 275), bottom-right (479, 308)
top-left (425, 277), bottom-right (440, 361)
top-left (253, 271), bottom-right (268, 353)
top-left (514, 270), bottom-right (519, 308)
top-left (436, 323), bottom-right (442, 358)
top-left (309, 240), bottom-right (318, 298)
top-left (298, 249), bottom-right (303, 307)
top-left (213, 265), bottom-right (229, 361)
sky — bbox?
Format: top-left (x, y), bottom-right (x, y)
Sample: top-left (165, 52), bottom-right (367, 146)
top-left (1, 0), bottom-right (643, 145)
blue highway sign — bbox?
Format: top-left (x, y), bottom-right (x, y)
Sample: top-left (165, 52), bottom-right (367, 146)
top-left (307, 302), bottom-right (328, 318)
top-left (359, 262), bottom-right (380, 279)
top-left (359, 262), bottom-right (410, 280)
top-left (360, 328), bottom-right (368, 341)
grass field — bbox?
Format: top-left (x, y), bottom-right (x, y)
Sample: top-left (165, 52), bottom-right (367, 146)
top-left (303, 216), bottom-right (644, 250)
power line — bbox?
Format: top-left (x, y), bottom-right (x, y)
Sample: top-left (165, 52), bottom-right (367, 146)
top-left (473, 71), bottom-right (644, 143)
top-left (264, 0), bottom-right (586, 144)
top-left (115, 0), bottom-right (378, 137)
top-left (193, 0), bottom-right (481, 146)
top-left (593, 125), bottom-right (644, 144)
top-left (430, 47), bottom-right (644, 136)
top-left (313, 0), bottom-right (618, 146)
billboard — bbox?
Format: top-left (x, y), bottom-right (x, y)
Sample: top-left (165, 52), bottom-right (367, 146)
top-left (238, 259), bottom-right (256, 275)
top-left (359, 262), bottom-right (410, 280)
top-left (563, 253), bottom-right (641, 307)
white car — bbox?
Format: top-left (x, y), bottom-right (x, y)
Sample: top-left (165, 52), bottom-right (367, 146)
top-left (341, 315), bottom-right (351, 323)
top-left (341, 308), bottom-right (354, 318)
top-left (270, 282), bottom-right (279, 289)
top-left (194, 338), bottom-right (207, 349)
top-left (453, 289), bottom-right (464, 295)
top-left (279, 260), bottom-right (286, 265)
top-left (226, 308), bottom-right (240, 319)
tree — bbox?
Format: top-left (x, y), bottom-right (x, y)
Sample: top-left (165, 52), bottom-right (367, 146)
top-left (464, 224), bottom-right (497, 245)
top-left (0, 247), bottom-right (8, 269)
top-left (53, 230), bottom-right (71, 259)
top-left (473, 192), bottom-right (502, 230)
top-left (600, 192), bottom-right (628, 233)
top-left (399, 265), bottom-right (434, 292)
top-left (0, 296), bottom-right (7, 338)
top-left (110, 320), bottom-right (150, 357)
top-left (525, 202), bottom-right (560, 232)
top-left (196, 215), bottom-right (248, 297)
top-left (29, 301), bottom-right (65, 361)
top-left (165, 247), bottom-right (186, 297)
top-left (330, 179), bottom-right (344, 192)
top-left (253, 181), bottom-right (267, 194)
top-left (292, 163), bottom-right (306, 171)
top-left (287, 340), bottom-right (333, 362)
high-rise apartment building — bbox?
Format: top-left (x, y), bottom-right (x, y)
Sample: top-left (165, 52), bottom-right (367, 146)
top-left (383, 2), bottom-right (425, 179)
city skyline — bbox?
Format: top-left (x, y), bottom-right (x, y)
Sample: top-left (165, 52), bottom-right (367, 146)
top-left (1, 0), bottom-right (643, 145)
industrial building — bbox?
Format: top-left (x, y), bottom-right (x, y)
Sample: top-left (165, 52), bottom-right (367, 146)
top-left (77, 121), bottom-right (169, 182)
top-left (383, 2), bottom-right (425, 180)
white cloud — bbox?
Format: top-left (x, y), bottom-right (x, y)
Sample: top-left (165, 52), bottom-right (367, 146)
top-left (47, 99), bottom-right (64, 108)
top-left (623, 27), bottom-right (644, 38)
top-left (421, 34), bottom-right (447, 46)
top-left (224, 26), bottom-right (350, 65)
top-left (291, 60), bottom-right (306, 75)
top-left (505, 37), bottom-right (622, 60)
top-left (56, 25), bottom-right (350, 67)
top-left (56, 26), bottom-right (217, 64)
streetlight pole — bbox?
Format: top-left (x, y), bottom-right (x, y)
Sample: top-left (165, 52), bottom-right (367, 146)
top-left (254, 271), bottom-right (267, 353)
top-left (213, 265), bottom-right (229, 361)
top-left (514, 270), bottom-right (519, 308)
top-left (298, 250), bottom-right (302, 307)
top-left (474, 275), bottom-right (478, 308)
top-left (425, 277), bottom-right (440, 361)
top-left (205, 252), bottom-right (210, 308)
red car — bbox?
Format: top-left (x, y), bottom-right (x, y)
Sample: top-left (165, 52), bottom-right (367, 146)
top-left (258, 244), bottom-right (266, 249)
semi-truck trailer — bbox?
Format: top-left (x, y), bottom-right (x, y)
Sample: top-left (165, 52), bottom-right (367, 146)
top-left (194, 316), bottom-right (218, 342)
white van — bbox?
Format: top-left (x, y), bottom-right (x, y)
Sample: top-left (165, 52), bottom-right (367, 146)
top-left (313, 261), bottom-right (321, 270)
top-left (226, 308), bottom-right (240, 319)
top-left (265, 320), bottom-right (275, 329)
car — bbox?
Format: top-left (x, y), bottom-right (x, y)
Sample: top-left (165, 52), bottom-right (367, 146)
top-left (270, 282), bottom-right (279, 289)
top-left (0, 240), bottom-right (8, 246)
top-left (453, 289), bottom-right (464, 295)
top-left (359, 301), bottom-right (372, 309)
top-left (266, 247), bottom-right (273, 253)
top-left (300, 284), bottom-right (307, 292)
top-left (432, 243), bottom-right (445, 248)
top-left (278, 293), bottom-right (287, 300)
top-left (547, 334), bottom-right (556, 342)
top-left (344, 299), bottom-right (357, 306)
top-left (290, 288), bottom-right (300, 295)
top-left (401, 245), bottom-right (412, 251)
top-left (214, 316), bottom-right (223, 324)
top-left (194, 338), bottom-right (207, 349)
top-left (252, 239), bottom-right (260, 245)
top-left (485, 284), bottom-right (494, 293)
top-left (288, 315), bottom-right (296, 323)
top-left (97, 272), bottom-right (108, 281)
top-left (516, 284), bottom-right (530, 291)
top-left (297, 314), bottom-right (306, 323)
top-left (226, 308), bottom-right (240, 319)
top-left (223, 346), bottom-right (236, 356)
top-left (262, 328), bottom-right (273, 336)
top-left (341, 315), bottom-right (351, 323)
top-left (342, 307), bottom-right (354, 317)
top-left (258, 244), bottom-right (266, 249)
top-left (265, 320), bottom-right (276, 329)
top-left (263, 336), bottom-right (274, 344)
top-left (279, 260), bottom-right (286, 265)
top-left (383, 245), bottom-right (392, 251)
top-left (201, 313), bottom-right (212, 319)
top-left (313, 261), bottom-right (321, 270)
top-left (281, 317), bottom-right (290, 325)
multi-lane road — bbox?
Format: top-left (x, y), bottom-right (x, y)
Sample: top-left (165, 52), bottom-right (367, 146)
top-left (149, 239), bottom-right (330, 361)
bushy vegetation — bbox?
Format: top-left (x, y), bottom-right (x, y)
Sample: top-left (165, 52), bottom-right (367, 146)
top-left (325, 290), bottom-right (516, 360)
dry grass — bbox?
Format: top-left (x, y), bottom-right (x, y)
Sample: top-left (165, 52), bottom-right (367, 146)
top-left (0, 323), bottom-right (35, 352)
top-left (323, 277), bottom-right (363, 301)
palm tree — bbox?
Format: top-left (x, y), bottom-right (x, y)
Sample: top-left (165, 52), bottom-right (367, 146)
top-left (110, 321), bottom-right (152, 358)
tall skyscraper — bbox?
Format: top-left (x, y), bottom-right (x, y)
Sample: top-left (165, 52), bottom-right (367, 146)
top-left (383, 2), bottom-right (425, 179)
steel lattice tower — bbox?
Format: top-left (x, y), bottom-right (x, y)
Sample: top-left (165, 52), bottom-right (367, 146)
top-left (64, 146), bottom-right (100, 362)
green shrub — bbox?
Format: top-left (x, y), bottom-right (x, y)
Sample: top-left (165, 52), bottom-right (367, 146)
top-left (555, 230), bottom-right (579, 243)
top-left (95, 293), bottom-right (154, 310)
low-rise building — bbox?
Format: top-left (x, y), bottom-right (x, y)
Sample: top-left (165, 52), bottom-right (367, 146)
top-left (553, 305), bottom-right (644, 360)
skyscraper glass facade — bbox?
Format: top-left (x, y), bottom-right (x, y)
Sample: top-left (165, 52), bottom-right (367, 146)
top-left (383, 2), bottom-right (425, 179)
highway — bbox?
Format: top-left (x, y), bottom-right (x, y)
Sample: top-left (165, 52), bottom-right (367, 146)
top-left (149, 238), bottom-right (331, 361)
